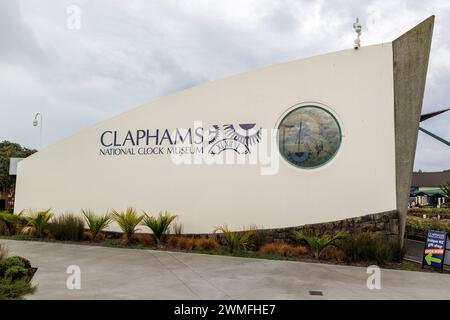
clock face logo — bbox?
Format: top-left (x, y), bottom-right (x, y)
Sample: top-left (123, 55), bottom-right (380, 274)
top-left (208, 123), bottom-right (262, 155)
top-left (278, 105), bottom-right (341, 169)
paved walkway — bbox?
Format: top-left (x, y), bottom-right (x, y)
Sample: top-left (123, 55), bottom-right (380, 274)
top-left (2, 239), bottom-right (450, 299)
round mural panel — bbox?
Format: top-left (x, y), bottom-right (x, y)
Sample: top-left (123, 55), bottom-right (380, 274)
top-left (278, 105), bottom-right (341, 169)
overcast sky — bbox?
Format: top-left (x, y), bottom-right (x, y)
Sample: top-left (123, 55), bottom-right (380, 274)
top-left (0, 0), bottom-right (448, 171)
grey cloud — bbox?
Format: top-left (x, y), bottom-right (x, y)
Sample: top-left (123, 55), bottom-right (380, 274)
top-left (0, 0), bottom-right (448, 171)
top-left (0, 1), bottom-right (49, 66)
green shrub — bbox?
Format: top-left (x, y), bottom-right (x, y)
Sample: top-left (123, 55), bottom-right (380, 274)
top-left (111, 207), bottom-right (143, 243)
top-left (6, 235), bottom-right (35, 241)
top-left (293, 230), bottom-right (348, 259)
top-left (408, 207), bottom-right (450, 216)
top-left (9, 256), bottom-right (30, 269)
top-left (172, 222), bottom-right (183, 236)
top-left (406, 217), bottom-right (450, 240)
top-left (376, 236), bottom-right (405, 264)
top-left (26, 209), bottom-right (53, 239)
top-left (82, 209), bottom-right (111, 241)
top-left (142, 211), bottom-right (177, 245)
top-left (248, 226), bottom-right (270, 251)
top-left (0, 254), bottom-right (35, 299)
top-left (440, 182), bottom-right (450, 199)
top-left (49, 213), bottom-right (85, 241)
top-left (0, 211), bottom-right (19, 236)
top-left (0, 244), bottom-right (7, 261)
top-left (4, 266), bottom-right (28, 281)
top-left (213, 225), bottom-right (254, 253)
top-left (0, 256), bottom-right (25, 278)
top-left (337, 232), bottom-right (405, 265)
top-left (0, 279), bottom-right (36, 300)
top-left (337, 232), bottom-right (373, 262)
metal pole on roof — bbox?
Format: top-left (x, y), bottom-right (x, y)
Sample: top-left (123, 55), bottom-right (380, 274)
top-left (33, 113), bottom-right (43, 150)
top-left (419, 127), bottom-right (450, 147)
top-left (353, 17), bottom-right (362, 49)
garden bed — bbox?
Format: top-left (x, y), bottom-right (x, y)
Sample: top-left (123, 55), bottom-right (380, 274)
top-left (1, 234), bottom-right (442, 274)
top-left (0, 208), bottom-right (444, 276)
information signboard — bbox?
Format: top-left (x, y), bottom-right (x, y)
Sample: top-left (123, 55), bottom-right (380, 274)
top-left (422, 230), bottom-right (448, 272)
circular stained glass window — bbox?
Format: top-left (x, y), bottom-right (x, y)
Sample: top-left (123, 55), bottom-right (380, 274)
top-left (278, 105), bottom-right (341, 169)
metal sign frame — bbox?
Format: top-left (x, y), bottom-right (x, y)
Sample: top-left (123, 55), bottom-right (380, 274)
top-left (422, 230), bottom-right (449, 273)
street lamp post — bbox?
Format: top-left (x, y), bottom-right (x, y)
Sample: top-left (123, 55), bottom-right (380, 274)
top-left (33, 113), bottom-right (43, 149)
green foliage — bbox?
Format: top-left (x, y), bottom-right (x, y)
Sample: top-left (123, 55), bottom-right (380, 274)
top-left (3, 235), bottom-right (35, 241)
top-left (0, 211), bottom-right (19, 236)
top-left (440, 181), bottom-right (450, 199)
top-left (111, 207), bottom-right (143, 243)
top-left (26, 209), bottom-right (53, 239)
top-left (440, 182), bottom-right (450, 199)
top-left (142, 211), bottom-right (177, 245)
top-left (198, 248), bottom-right (296, 261)
top-left (49, 213), bottom-right (85, 241)
top-left (100, 239), bottom-right (146, 249)
top-left (82, 209), bottom-right (111, 241)
top-left (0, 279), bottom-right (36, 300)
top-left (0, 256), bottom-right (25, 278)
top-left (0, 141), bottom-right (36, 198)
top-left (14, 256), bottom-right (31, 269)
top-left (337, 232), bottom-right (405, 265)
top-left (248, 226), bottom-right (270, 251)
top-left (172, 222), bottom-right (183, 236)
top-left (230, 250), bottom-right (295, 261)
top-left (406, 217), bottom-right (450, 240)
top-left (338, 232), bottom-right (374, 262)
top-left (214, 225), bottom-right (254, 253)
top-left (293, 230), bottom-right (348, 259)
top-left (405, 218), bottom-right (427, 239)
top-left (0, 247), bottom-right (35, 299)
top-left (408, 207), bottom-right (450, 216)
top-left (4, 266), bottom-right (28, 281)
top-left (0, 244), bottom-right (7, 261)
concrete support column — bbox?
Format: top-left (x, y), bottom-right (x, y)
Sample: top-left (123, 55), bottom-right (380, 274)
top-left (393, 16), bottom-right (434, 244)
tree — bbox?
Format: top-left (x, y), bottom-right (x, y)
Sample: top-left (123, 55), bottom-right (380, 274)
top-left (441, 182), bottom-right (450, 199)
top-left (0, 141), bottom-right (36, 210)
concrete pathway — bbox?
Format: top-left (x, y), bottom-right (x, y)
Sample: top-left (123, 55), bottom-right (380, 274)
top-left (2, 239), bottom-right (450, 300)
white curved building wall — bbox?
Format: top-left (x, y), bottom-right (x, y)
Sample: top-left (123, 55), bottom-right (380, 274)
top-left (14, 43), bottom-right (396, 233)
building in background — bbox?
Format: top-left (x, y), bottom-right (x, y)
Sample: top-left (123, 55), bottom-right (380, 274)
top-left (410, 170), bottom-right (450, 207)
top-left (0, 141), bottom-right (36, 212)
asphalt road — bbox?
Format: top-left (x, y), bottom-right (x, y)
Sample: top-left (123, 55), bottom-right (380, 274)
top-left (2, 239), bottom-right (450, 300)
top-left (404, 239), bottom-right (424, 263)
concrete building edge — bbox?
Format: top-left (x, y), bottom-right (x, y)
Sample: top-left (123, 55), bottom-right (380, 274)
top-left (392, 16), bottom-right (435, 244)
